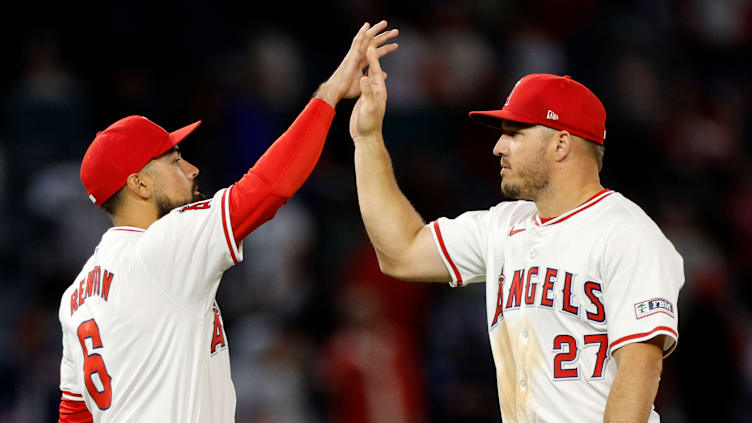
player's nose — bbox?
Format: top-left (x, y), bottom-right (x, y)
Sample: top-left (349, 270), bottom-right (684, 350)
top-left (181, 158), bottom-right (199, 179)
top-left (493, 134), bottom-right (510, 157)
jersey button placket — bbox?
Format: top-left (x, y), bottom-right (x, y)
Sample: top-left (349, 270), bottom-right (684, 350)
top-left (527, 226), bottom-right (538, 261)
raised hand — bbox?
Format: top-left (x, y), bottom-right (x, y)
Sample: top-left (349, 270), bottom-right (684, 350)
top-left (349, 47), bottom-right (387, 142)
top-left (315, 20), bottom-right (398, 107)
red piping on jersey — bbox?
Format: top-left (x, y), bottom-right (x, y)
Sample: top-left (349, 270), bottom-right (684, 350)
top-left (62, 391), bottom-right (83, 398)
top-left (433, 221), bottom-right (463, 286)
top-left (110, 228), bottom-right (145, 233)
top-left (536, 189), bottom-right (613, 226)
top-left (609, 326), bottom-right (678, 352)
top-left (221, 189), bottom-right (239, 264)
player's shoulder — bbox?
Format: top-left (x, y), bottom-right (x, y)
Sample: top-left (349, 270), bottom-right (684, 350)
top-left (489, 199), bottom-right (536, 218)
top-left (598, 192), bottom-right (662, 230)
top-left (144, 188), bottom-right (228, 235)
top-left (487, 199), bottom-right (537, 226)
top-left (597, 191), bottom-right (678, 248)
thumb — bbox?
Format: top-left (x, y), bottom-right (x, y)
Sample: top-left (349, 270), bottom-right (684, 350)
top-left (359, 75), bottom-right (373, 100)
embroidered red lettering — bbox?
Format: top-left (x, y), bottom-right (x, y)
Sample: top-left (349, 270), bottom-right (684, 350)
top-left (561, 272), bottom-right (579, 316)
top-left (584, 281), bottom-right (605, 323)
top-left (505, 269), bottom-right (525, 309)
top-left (491, 270), bottom-right (505, 327)
top-left (524, 267), bottom-right (539, 305)
top-left (180, 200), bottom-right (211, 212)
top-left (540, 268), bottom-right (558, 308)
top-left (102, 271), bottom-right (114, 301)
top-left (210, 305), bottom-right (227, 354)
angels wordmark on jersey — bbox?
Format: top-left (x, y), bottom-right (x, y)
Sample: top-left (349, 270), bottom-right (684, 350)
top-left (59, 188), bottom-right (240, 422)
top-left (429, 189), bottom-right (684, 423)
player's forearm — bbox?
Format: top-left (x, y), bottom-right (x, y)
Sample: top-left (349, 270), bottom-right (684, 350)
top-left (354, 135), bottom-right (426, 274)
top-left (603, 346), bottom-right (662, 423)
top-left (248, 98), bottom-right (335, 198)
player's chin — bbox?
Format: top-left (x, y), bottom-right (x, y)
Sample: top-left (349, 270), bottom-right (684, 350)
top-left (500, 181), bottom-right (522, 200)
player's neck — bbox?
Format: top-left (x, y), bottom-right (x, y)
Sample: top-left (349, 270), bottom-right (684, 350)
top-left (534, 176), bottom-right (604, 220)
top-left (111, 204), bottom-right (159, 230)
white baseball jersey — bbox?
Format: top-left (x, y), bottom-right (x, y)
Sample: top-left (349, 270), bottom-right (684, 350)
top-left (429, 189), bottom-right (683, 422)
top-left (58, 187), bottom-right (243, 422)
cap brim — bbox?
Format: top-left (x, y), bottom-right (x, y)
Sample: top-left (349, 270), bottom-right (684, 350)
top-left (468, 109), bottom-right (538, 129)
top-left (153, 120), bottom-right (202, 157)
top-left (169, 120), bottom-right (202, 146)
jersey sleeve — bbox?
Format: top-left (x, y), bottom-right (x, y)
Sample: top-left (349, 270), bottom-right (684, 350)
top-left (137, 187), bottom-right (242, 313)
top-left (602, 224), bottom-right (684, 357)
top-left (429, 210), bottom-right (491, 287)
top-left (229, 98), bottom-right (335, 243)
top-left (59, 398), bottom-right (93, 423)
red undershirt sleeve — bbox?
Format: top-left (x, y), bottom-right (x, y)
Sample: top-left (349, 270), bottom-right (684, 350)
top-left (59, 398), bottom-right (93, 423)
top-left (229, 98), bottom-right (335, 243)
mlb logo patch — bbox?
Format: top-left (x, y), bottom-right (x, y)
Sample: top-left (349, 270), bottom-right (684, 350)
top-left (634, 298), bottom-right (674, 319)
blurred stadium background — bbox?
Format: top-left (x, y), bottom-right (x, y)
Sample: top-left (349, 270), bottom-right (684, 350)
top-left (1, 0), bottom-right (751, 421)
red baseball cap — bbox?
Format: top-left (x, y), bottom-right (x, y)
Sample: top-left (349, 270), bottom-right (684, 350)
top-left (80, 116), bottom-right (201, 206)
top-left (469, 74), bottom-right (606, 144)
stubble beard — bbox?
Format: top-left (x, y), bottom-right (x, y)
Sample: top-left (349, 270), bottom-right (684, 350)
top-left (500, 150), bottom-right (551, 202)
top-left (154, 183), bottom-right (207, 219)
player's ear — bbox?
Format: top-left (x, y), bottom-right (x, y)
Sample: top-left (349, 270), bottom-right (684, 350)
top-left (125, 172), bottom-right (152, 200)
top-left (552, 130), bottom-right (572, 163)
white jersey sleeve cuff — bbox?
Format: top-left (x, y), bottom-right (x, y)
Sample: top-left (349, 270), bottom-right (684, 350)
top-left (609, 326), bottom-right (678, 358)
top-left (61, 391), bottom-right (85, 402)
top-left (429, 220), bottom-right (463, 287)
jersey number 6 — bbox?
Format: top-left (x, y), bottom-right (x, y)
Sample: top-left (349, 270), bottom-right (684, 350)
top-left (77, 319), bottom-right (113, 410)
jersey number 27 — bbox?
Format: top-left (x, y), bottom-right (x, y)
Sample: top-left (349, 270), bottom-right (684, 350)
top-left (553, 334), bottom-right (609, 380)
top-left (77, 319), bottom-right (113, 409)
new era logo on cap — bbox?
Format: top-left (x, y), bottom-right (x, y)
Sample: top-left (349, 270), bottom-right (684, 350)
top-left (468, 74), bottom-right (607, 145)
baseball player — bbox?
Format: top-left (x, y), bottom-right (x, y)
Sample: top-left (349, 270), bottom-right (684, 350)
top-left (57, 21), bottom-right (398, 422)
top-left (349, 49), bottom-right (683, 422)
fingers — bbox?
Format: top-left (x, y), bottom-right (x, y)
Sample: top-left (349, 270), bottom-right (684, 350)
top-left (365, 20), bottom-right (388, 38)
top-left (371, 28), bottom-right (399, 48)
top-left (351, 22), bottom-right (370, 47)
top-left (365, 47), bottom-right (384, 82)
top-left (357, 43), bottom-right (398, 69)
top-left (375, 43), bottom-right (399, 58)
top-left (350, 22), bottom-right (371, 52)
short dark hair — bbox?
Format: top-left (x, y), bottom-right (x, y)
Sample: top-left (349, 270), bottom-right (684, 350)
top-left (101, 186), bottom-right (126, 217)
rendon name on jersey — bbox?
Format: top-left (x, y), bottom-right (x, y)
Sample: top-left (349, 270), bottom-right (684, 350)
top-left (429, 189), bottom-right (684, 423)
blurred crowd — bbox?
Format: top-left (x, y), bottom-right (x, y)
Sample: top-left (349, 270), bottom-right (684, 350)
top-left (1, 0), bottom-right (751, 422)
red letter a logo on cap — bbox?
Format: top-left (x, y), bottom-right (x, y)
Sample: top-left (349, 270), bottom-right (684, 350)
top-left (504, 80), bottom-right (522, 107)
